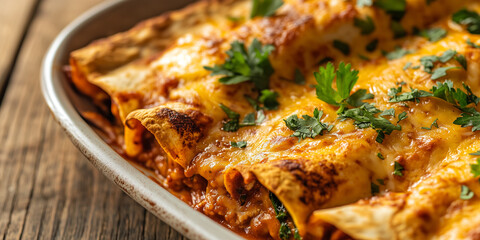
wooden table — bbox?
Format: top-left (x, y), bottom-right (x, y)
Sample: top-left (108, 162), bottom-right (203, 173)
top-left (0, 0), bottom-right (187, 239)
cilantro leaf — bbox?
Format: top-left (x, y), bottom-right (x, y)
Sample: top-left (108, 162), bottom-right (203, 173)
top-left (422, 118), bottom-right (439, 130)
top-left (346, 89), bottom-right (374, 107)
top-left (391, 21), bottom-right (407, 39)
top-left (397, 111), bottom-right (408, 123)
top-left (357, 0), bottom-right (373, 7)
top-left (419, 28), bottom-right (447, 42)
top-left (314, 62), bottom-right (359, 106)
top-left (270, 192), bottom-right (300, 240)
top-left (294, 69), bottom-right (306, 85)
top-left (375, 0), bottom-right (407, 21)
top-left (388, 87), bottom-right (433, 103)
top-left (284, 108), bottom-right (333, 141)
top-left (259, 89), bottom-right (280, 110)
top-left (467, 38), bottom-right (480, 48)
top-left (220, 104), bottom-right (265, 132)
top-left (242, 113), bottom-right (257, 126)
top-left (439, 49), bottom-right (457, 63)
top-left (455, 54), bottom-right (468, 70)
top-left (220, 104), bottom-right (240, 132)
top-left (231, 141), bottom-right (247, 148)
top-left (453, 110), bottom-right (480, 131)
top-left (420, 55), bottom-right (439, 73)
top-left (470, 158), bottom-right (480, 178)
top-left (333, 40), bottom-right (351, 55)
top-left (251, 0), bottom-right (284, 18)
top-left (384, 47), bottom-right (413, 60)
top-left (393, 161), bottom-right (405, 176)
top-left (377, 152), bottom-right (385, 160)
top-left (431, 66), bottom-right (460, 80)
top-left (366, 39), bottom-right (379, 52)
top-left (403, 62), bottom-right (412, 70)
top-left (358, 54), bottom-right (371, 61)
top-left (429, 80), bottom-right (477, 107)
top-left (354, 16), bottom-right (376, 35)
top-left (460, 185), bottom-right (474, 200)
top-left (452, 9), bottom-right (480, 34)
top-left (371, 182), bottom-right (380, 195)
top-left (380, 108), bottom-right (395, 117)
top-left (204, 39), bottom-right (274, 91)
top-left (339, 104), bottom-right (401, 143)
top-left (470, 151), bottom-right (480, 156)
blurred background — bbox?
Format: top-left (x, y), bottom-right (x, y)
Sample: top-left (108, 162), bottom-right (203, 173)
top-left (0, 0), bottom-right (186, 239)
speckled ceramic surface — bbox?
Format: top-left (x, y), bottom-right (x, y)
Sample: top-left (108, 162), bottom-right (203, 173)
top-left (41, 1), bottom-right (243, 239)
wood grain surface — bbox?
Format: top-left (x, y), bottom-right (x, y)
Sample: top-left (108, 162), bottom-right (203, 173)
top-left (0, 0), bottom-right (40, 97)
top-left (0, 0), bottom-right (187, 239)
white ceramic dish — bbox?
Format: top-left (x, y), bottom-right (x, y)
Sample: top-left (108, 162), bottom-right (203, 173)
top-left (41, 1), bottom-right (244, 239)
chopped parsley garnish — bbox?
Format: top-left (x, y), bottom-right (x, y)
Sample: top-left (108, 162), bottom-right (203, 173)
top-left (391, 21), bottom-right (407, 39)
top-left (431, 81), bottom-right (479, 107)
top-left (403, 62), bottom-right (412, 70)
top-left (333, 40), bottom-right (351, 55)
top-left (294, 69), bottom-right (306, 85)
top-left (375, 0), bottom-right (407, 21)
top-left (377, 179), bottom-right (385, 185)
top-left (231, 141), bottom-right (247, 148)
top-left (314, 62), bottom-right (400, 143)
top-left (380, 108), bottom-right (395, 117)
top-left (470, 151), bottom-right (480, 156)
top-left (455, 54), bottom-right (468, 70)
top-left (259, 89), bottom-right (280, 110)
top-left (357, 0), bottom-right (373, 7)
top-left (467, 39), bottom-right (480, 48)
top-left (251, 0), bottom-right (284, 18)
top-left (220, 104), bottom-right (241, 132)
top-left (393, 161), bottom-right (405, 176)
top-left (389, 80), bottom-right (480, 132)
top-left (413, 49), bottom-right (465, 79)
top-left (470, 158), bottom-right (480, 180)
top-left (431, 66), bottom-right (460, 80)
top-left (366, 39), bottom-right (379, 52)
top-left (207, 39), bottom-right (280, 132)
top-left (220, 104), bottom-right (265, 132)
top-left (354, 16), bottom-right (376, 35)
top-left (377, 152), bottom-right (385, 160)
top-left (453, 109), bottom-right (480, 131)
top-left (358, 54), bottom-right (371, 61)
top-left (371, 182), bottom-right (380, 195)
top-left (227, 16), bottom-right (244, 23)
top-left (422, 118), bottom-right (439, 130)
top-left (314, 62), bottom-right (359, 107)
top-left (384, 47), bottom-right (413, 60)
top-left (397, 111), bottom-right (408, 123)
top-left (460, 185), bottom-right (474, 200)
top-left (452, 9), bottom-right (480, 34)
top-left (284, 108), bottom-right (333, 141)
top-left (419, 28), bottom-right (447, 42)
top-left (270, 192), bottom-right (302, 240)
top-left (388, 86), bottom-right (433, 103)
top-left (204, 39), bottom-right (274, 91)
top-left (338, 104), bottom-right (402, 143)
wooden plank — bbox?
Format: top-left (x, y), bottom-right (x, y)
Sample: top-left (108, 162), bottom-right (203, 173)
top-left (0, 0), bottom-right (39, 100)
top-left (0, 0), bottom-right (188, 239)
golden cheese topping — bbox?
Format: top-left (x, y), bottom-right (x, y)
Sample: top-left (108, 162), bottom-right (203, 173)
top-left (69, 0), bottom-right (480, 239)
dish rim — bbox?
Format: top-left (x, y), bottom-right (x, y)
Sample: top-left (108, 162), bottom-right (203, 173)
top-left (40, 1), bottom-right (244, 239)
